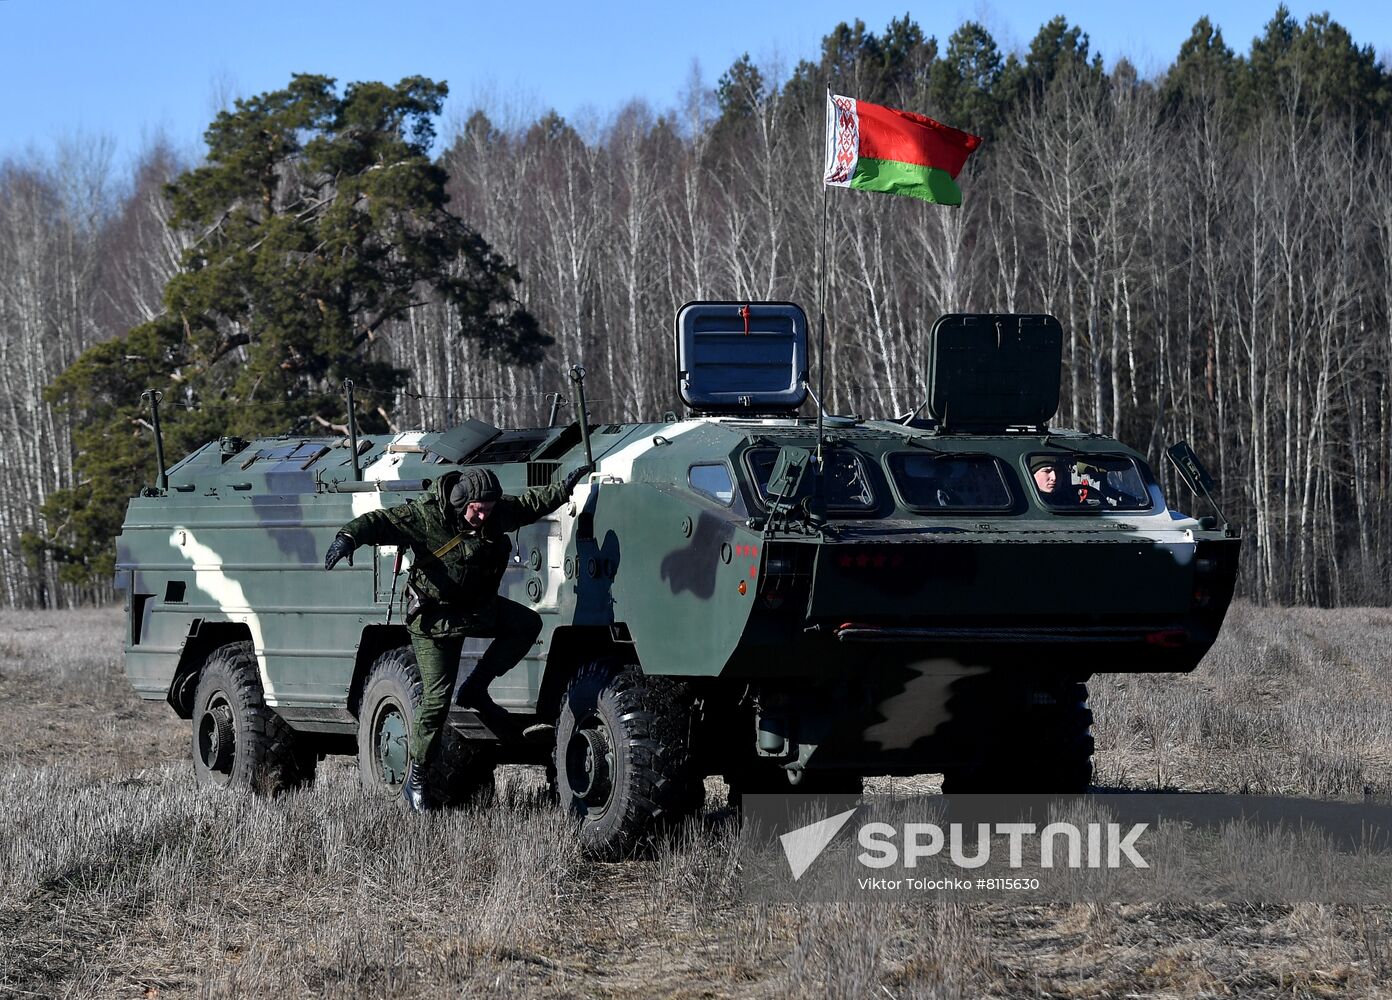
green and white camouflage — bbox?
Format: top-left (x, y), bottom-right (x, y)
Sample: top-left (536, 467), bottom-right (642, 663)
top-left (116, 302), bottom-right (1241, 856)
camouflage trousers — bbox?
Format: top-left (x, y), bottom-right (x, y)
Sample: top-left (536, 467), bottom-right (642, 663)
top-left (408, 597), bottom-right (543, 762)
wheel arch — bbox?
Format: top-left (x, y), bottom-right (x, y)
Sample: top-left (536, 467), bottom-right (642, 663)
top-left (349, 624), bottom-right (412, 716)
top-left (168, 620), bottom-right (254, 719)
top-left (537, 625), bottom-right (634, 724)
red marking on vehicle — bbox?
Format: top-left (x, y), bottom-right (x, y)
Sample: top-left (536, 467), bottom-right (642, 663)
top-left (749, 544), bottom-right (759, 558)
top-left (873, 553), bottom-right (886, 568)
top-left (856, 554), bottom-right (870, 568)
top-left (749, 564), bottom-right (758, 578)
top-left (1144, 629), bottom-right (1187, 648)
top-left (739, 304), bottom-right (750, 335)
top-left (839, 555), bottom-right (853, 568)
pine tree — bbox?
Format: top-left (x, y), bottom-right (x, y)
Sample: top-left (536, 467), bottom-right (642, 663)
top-left (27, 74), bottom-right (550, 588)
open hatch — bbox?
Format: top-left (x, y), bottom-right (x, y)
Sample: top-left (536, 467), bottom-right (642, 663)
top-left (675, 301), bottom-right (808, 415)
top-left (927, 313), bottom-right (1063, 432)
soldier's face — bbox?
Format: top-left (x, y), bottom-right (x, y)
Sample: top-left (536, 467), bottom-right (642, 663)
top-left (1033, 466), bottom-right (1058, 493)
top-left (463, 501), bottom-right (496, 526)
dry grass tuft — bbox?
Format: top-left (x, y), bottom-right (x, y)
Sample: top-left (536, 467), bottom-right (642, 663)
top-left (1, 604), bottom-right (1391, 997)
top-left (1090, 602), bottom-right (1392, 797)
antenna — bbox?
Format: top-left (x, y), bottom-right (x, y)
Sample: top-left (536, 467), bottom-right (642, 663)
top-left (140, 389), bottom-right (168, 492)
top-left (568, 366), bottom-right (594, 467)
top-left (343, 379), bottom-right (361, 482)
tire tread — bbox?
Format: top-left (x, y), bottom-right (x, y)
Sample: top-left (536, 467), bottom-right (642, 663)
top-left (192, 641), bottom-right (315, 794)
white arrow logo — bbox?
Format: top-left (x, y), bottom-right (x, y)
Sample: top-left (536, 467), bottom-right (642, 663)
top-left (780, 808), bottom-right (858, 881)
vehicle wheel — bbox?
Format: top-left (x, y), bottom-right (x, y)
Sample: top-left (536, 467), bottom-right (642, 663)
top-left (356, 646), bottom-right (495, 807)
top-left (941, 680), bottom-right (1094, 793)
top-left (553, 660), bottom-right (695, 859)
top-left (191, 641), bottom-right (315, 794)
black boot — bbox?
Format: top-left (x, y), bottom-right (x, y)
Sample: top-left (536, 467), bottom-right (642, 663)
top-left (454, 668), bottom-right (501, 714)
top-left (456, 670), bottom-right (522, 741)
top-left (401, 759), bottom-right (428, 812)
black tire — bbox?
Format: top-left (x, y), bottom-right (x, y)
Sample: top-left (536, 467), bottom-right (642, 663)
top-left (356, 646), bottom-right (495, 808)
top-left (553, 660), bottom-right (695, 859)
top-left (191, 641), bottom-right (315, 794)
top-left (941, 680), bottom-right (1094, 794)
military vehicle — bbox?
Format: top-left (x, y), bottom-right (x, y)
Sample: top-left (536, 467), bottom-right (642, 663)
top-left (116, 302), bottom-right (1240, 856)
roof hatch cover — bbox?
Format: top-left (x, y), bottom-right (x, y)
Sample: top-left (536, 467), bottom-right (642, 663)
top-left (676, 301), bottom-right (808, 414)
top-left (927, 313), bottom-right (1063, 430)
top-left (418, 419), bottom-right (502, 463)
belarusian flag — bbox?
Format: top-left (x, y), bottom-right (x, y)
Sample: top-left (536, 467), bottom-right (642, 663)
top-left (824, 94), bottom-right (982, 206)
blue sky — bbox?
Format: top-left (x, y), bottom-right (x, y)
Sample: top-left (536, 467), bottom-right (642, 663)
top-left (2, 1), bottom-right (1387, 165)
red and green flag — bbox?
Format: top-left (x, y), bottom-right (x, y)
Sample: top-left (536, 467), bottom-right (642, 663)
top-left (823, 94), bottom-right (982, 206)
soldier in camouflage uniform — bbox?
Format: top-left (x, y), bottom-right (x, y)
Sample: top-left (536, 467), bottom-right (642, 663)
top-left (324, 465), bottom-right (589, 810)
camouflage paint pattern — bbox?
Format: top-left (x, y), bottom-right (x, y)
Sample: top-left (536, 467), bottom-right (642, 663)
top-left (116, 305), bottom-right (1240, 777)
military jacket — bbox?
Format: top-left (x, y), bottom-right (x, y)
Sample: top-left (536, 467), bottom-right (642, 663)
top-left (341, 471), bottom-right (569, 636)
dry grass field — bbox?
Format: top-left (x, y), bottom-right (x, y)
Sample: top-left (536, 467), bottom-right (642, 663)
top-left (1, 603), bottom-right (1390, 998)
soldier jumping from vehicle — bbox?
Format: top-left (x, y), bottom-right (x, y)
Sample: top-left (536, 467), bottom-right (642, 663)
top-left (324, 464), bottom-right (590, 811)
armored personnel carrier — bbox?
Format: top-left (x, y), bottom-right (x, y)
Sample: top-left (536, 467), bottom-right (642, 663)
top-left (117, 302), bottom-right (1240, 856)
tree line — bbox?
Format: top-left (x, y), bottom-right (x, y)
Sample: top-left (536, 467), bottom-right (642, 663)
top-left (3, 5), bottom-right (1390, 607)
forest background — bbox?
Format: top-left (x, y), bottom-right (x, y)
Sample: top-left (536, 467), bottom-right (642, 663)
top-left (2, 7), bottom-right (1390, 610)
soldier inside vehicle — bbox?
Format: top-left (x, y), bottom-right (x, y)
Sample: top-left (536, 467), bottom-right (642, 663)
top-left (1031, 457), bottom-right (1070, 504)
top-left (1029, 454), bottom-right (1154, 510)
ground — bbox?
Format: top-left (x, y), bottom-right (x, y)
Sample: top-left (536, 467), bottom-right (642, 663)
top-left (0, 603), bottom-right (1389, 998)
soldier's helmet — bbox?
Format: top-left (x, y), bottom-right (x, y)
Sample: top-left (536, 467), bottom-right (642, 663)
top-left (449, 468), bottom-right (502, 511)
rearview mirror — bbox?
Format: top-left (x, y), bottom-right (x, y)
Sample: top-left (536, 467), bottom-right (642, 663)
top-left (1166, 441), bottom-right (1215, 495)
top-left (767, 447), bottom-right (812, 506)
top-left (1166, 441), bottom-right (1224, 524)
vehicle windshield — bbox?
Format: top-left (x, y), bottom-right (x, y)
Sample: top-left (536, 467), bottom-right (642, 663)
top-left (746, 447), bottom-right (876, 512)
top-left (888, 453), bottom-right (1014, 510)
top-left (1027, 453), bottom-right (1154, 511)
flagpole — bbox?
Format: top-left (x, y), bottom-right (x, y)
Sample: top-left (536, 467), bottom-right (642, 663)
top-left (817, 181), bottom-right (828, 468)
top-left (816, 92), bottom-right (831, 479)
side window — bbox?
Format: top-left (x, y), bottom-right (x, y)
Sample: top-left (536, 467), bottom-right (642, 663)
top-left (745, 448), bottom-right (877, 511)
top-left (689, 463), bottom-right (735, 505)
top-left (888, 454), bottom-right (1013, 510)
top-left (1027, 453), bottom-right (1155, 512)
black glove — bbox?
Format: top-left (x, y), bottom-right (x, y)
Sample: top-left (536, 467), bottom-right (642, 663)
top-left (324, 533), bottom-right (356, 570)
top-left (562, 464), bottom-right (594, 495)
